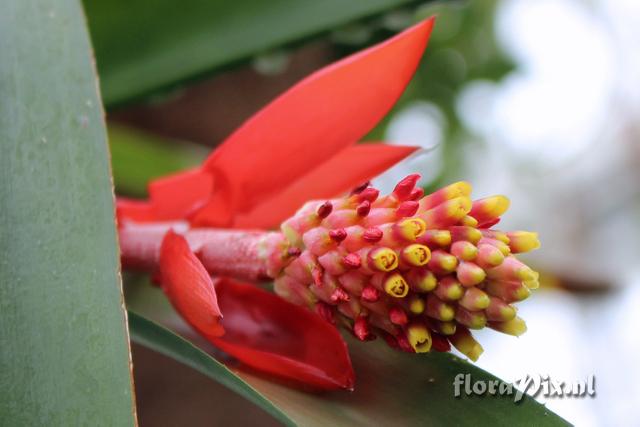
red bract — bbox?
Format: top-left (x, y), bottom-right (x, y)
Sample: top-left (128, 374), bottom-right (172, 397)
top-left (159, 231), bottom-right (224, 340)
top-left (211, 279), bottom-right (354, 390)
top-left (118, 18), bottom-right (437, 390)
top-left (118, 18), bottom-right (435, 228)
top-left (235, 144), bottom-right (418, 229)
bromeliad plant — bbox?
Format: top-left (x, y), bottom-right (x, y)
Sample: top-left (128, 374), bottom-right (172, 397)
top-left (117, 17), bottom-right (540, 391)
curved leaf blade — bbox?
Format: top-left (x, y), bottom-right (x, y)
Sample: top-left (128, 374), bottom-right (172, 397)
top-left (240, 336), bottom-right (571, 426)
top-left (0, 0), bottom-right (135, 424)
top-left (128, 311), bottom-right (296, 427)
top-left (127, 284), bottom-right (569, 426)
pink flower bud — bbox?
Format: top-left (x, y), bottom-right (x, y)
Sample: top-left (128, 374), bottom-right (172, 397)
top-left (271, 177), bottom-right (539, 357)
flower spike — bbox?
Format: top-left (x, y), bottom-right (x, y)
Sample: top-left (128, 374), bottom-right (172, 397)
top-left (271, 176), bottom-right (540, 358)
top-left (121, 174), bottom-right (540, 379)
top-left (116, 16), bottom-right (541, 389)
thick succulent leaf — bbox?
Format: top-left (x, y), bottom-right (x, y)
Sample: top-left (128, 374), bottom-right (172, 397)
top-left (0, 0), bottom-right (135, 424)
top-left (128, 311), bottom-right (296, 427)
top-left (160, 231), bottom-right (224, 340)
top-left (84, 0), bottom-right (426, 107)
top-left (235, 144), bottom-right (418, 229)
top-left (190, 18), bottom-right (435, 226)
top-left (210, 279), bottom-right (355, 390)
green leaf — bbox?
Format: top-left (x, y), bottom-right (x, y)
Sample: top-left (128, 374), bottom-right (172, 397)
top-left (108, 124), bottom-right (205, 196)
top-left (127, 284), bottom-right (569, 426)
top-left (128, 311), bottom-right (296, 427)
top-left (240, 336), bottom-right (570, 426)
top-left (84, 0), bottom-right (422, 107)
top-left (0, 0), bottom-right (136, 424)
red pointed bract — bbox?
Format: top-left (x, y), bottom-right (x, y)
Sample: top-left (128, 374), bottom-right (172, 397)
top-left (148, 168), bottom-right (214, 220)
top-left (159, 230), bottom-right (224, 340)
top-left (117, 198), bottom-right (157, 223)
top-left (192, 18), bottom-right (435, 225)
top-left (185, 176), bottom-right (235, 227)
top-left (117, 169), bottom-right (215, 224)
top-left (210, 279), bottom-right (355, 390)
top-left (235, 144), bottom-right (418, 228)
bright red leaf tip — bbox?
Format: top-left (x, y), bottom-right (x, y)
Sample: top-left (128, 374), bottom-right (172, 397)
top-left (210, 279), bottom-right (355, 391)
top-left (234, 144), bottom-right (419, 229)
top-left (192, 17), bottom-right (435, 226)
top-left (159, 230), bottom-right (224, 340)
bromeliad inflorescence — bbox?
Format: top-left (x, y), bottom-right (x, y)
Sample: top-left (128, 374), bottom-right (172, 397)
top-left (117, 17), bottom-right (540, 390)
top-left (273, 176), bottom-right (539, 359)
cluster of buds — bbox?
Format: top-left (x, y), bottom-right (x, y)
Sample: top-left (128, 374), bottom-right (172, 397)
top-left (273, 174), bottom-right (540, 360)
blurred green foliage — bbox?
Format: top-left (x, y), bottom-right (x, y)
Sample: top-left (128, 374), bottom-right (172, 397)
top-left (84, 0), bottom-right (426, 107)
top-left (109, 125), bottom-right (205, 196)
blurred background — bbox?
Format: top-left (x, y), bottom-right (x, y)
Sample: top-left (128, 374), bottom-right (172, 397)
top-left (85, 0), bottom-right (640, 425)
